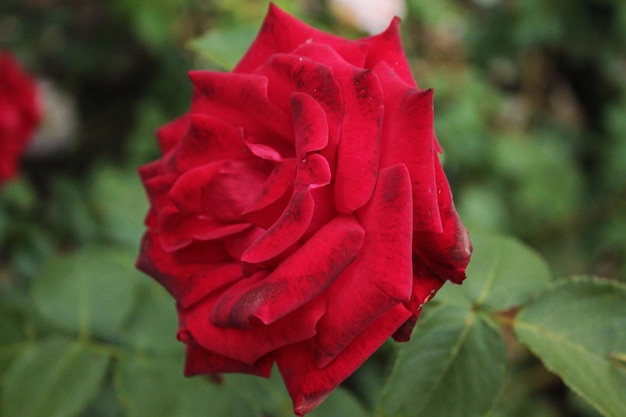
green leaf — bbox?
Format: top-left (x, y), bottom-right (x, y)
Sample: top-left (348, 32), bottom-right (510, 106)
top-left (32, 247), bottom-right (142, 340)
top-left (123, 283), bottom-right (181, 354)
top-left (514, 277), bottom-right (626, 417)
top-left (114, 354), bottom-right (260, 417)
top-left (1, 337), bottom-right (110, 417)
top-left (308, 387), bottom-right (370, 417)
top-left (92, 167), bottom-right (149, 247)
top-left (0, 306), bottom-right (28, 372)
top-left (436, 232), bottom-right (551, 311)
top-left (189, 25), bottom-right (259, 70)
top-left (224, 370), bottom-right (292, 417)
top-left (379, 305), bottom-right (507, 417)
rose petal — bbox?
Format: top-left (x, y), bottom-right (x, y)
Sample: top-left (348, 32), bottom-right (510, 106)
top-left (393, 270), bottom-right (445, 342)
top-left (361, 17), bottom-right (416, 87)
top-left (375, 61), bottom-right (442, 232)
top-left (172, 239), bottom-right (231, 265)
top-left (276, 304), bottom-right (411, 416)
top-left (136, 233), bottom-right (242, 308)
top-left (289, 43), bottom-right (384, 213)
top-left (296, 153), bottom-right (331, 190)
top-left (189, 70), bottom-right (293, 142)
top-left (168, 114), bottom-right (249, 172)
top-left (333, 68), bottom-right (384, 213)
top-left (291, 92), bottom-right (329, 160)
top-left (215, 215), bottom-right (365, 327)
top-left (314, 164), bottom-right (413, 367)
top-left (183, 343), bottom-right (273, 378)
top-left (257, 54), bottom-right (337, 112)
top-left (234, 4), bottom-right (368, 73)
top-left (242, 158), bottom-right (297, 221)
top-left (168, 161), bottom-right (223, 215)
top-left (413, 155), bottom-right (472, 284)
top-left (178, 286), bottom-right (326, 364)
top-left (240, 189), bottom-right (314, 265)
top-left (156, 113), bottom-right (189, 154)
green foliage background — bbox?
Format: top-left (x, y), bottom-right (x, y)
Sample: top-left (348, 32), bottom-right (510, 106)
top-left (1, 0), bottom-right (625, 416)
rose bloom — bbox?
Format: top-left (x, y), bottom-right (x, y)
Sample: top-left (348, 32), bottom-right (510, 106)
top-left (137, 5), bottom-right (471, 415)
top-left (0, 51), bottom-right (40, 185)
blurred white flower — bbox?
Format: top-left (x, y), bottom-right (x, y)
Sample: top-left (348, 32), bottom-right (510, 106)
top-left (28, 79), bottom-right (78, 156)
top-left (329, 0), bottom-right (407, 34)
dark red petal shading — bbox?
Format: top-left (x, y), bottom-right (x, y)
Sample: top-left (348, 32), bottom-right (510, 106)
top-left (392, 267), bottom-right (445, 342)
top-left (257, 54), bottom-right (340, 116)
top-left (276, 304), bottom-right (412, 416)
top-left (314, 164), bottom-right (413, 367)
top-left (291, 92), bottom-right (329, 160)
top-left (375, 62), bottom-right (441, 233)
top-left (183, 343), bottom-right (274, 378)
top-left (178, 288), bottom-right (326, 364)
top-left (360, 18), bottom-right (416, 87)
top-left (242, 159), bottom-right (297, 229)
top-left (216, 215), bottom-right (365, 327)
top-left (234, 4), bottom-right (368, 73)
top-left (240, 189), bottom-right (314, 265)
top-left (189, 70), bottom-right (293, 142)
top-left (136, 233), bottom-right (242, 308)
top-left (413, 154), bottom-right (472, 285)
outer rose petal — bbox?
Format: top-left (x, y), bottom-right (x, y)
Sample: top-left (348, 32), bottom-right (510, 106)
top-left (234, 4), bottom-right (369, 73)
top-left (276, 304), bottom-right (411, 416)
top-left (361, 18), bottom-right (416, 87)
top-left (374, 61), bottom-right (441, 232)
top-left (155, 114), bottom-right (188, 155)
top-left (413, 154), bottom-right (472, 285)
top-left (178, 287), bottom-right (326, 364)
top-left (184, 343), bottom-right (273, 378)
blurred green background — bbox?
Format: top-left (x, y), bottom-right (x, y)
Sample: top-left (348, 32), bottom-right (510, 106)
top-left (0, 1), bottom-right (625, 417)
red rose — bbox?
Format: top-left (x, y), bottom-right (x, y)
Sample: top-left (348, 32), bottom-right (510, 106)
top-left (137, 4), bottom-right (471, 415)
top-left (0, 51), bottom-right (40, 185)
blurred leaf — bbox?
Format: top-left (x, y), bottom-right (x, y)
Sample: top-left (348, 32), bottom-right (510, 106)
top-left (514, 277), bottom-right (626, 417)
top-left (114, 353), bottom-right (260, 417)
top-left (47, 176), bottom-right (98, 244)
top-left (224, 370), bottom-right (292, 417)
top-left (92, 167), bottom-right (149, 247)
top-left (123, 283), bottom-right (181, 354)
top-left (379, 305), bottom-right (507, 417)
top-left (32, 247), bottom-right (142, 340)
top-left (0, 177), bottom-right (36, 213)
top-left (436, 232), bottom-right (552, 311)
top-left (0, 306), bottom-right (28, 372)
top-left (457, 184), bottom-right (509, 233)
top-left (189, 25), bottom-right (259, 70)
top-left (1, 337), bottom-right (109, 417)
top-left (308, 387), bottom-right (370, 417)
top-left (492, 133), bottom-right (583, 236)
